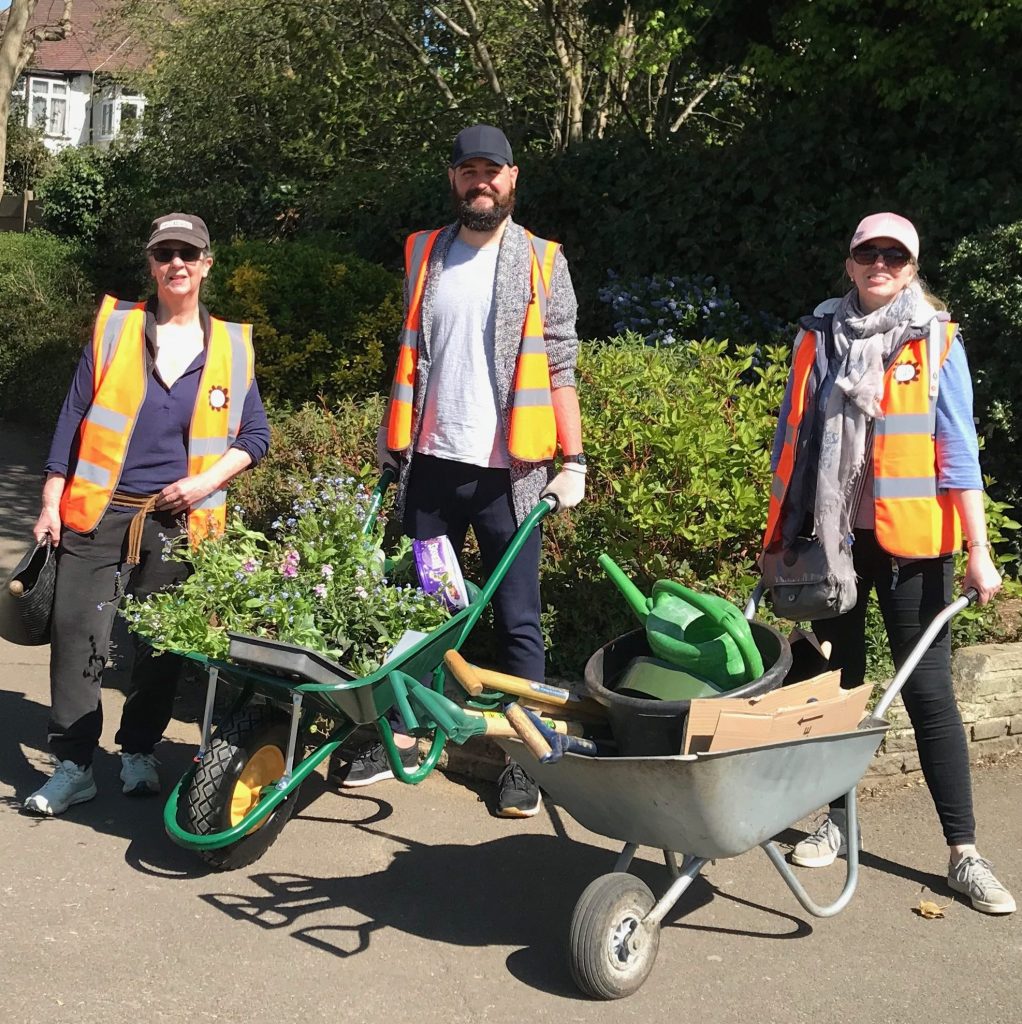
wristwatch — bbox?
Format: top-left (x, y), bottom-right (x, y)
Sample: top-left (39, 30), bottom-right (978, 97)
top-left (562, 453), bottom-right (587, 466)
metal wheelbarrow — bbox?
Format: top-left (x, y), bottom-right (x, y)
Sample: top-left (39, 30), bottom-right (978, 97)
top-left (496, 589), bottom-right (977, 999)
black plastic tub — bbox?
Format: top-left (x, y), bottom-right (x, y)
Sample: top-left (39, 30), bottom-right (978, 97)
top-left (584, 622), bottom-right (792, 756)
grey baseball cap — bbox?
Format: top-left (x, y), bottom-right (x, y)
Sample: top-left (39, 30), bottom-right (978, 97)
top-left (146, 212), bottom-right (210, 250)
top-left (450, 125), bottom-right (514, 168)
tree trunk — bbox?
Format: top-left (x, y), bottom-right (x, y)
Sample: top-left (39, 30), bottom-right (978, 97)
top-left (0, 0), bottom-right (73, 202)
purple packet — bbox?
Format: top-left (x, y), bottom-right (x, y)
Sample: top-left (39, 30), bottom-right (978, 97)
top-left (412, 535), bottom-right (468, 610)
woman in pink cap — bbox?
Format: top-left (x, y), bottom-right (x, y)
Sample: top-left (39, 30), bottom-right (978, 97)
top-left (764, 212), bottom-right (1013, 913)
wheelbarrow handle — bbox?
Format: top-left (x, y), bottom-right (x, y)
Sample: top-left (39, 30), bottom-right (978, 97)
top-left (873, 589), bottom-right (977, 719)
top-left (744, 582), bottom-right (765, 621)
top-left (359, 467), bottom-right (397, 536)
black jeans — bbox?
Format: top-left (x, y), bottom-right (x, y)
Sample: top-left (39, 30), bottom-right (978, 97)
top-left (812, 529), bottom-right (975, 845)
top-left (403, 454), bottom-right (545, 681)
top-left (48, 507), bottom-right (191, 766)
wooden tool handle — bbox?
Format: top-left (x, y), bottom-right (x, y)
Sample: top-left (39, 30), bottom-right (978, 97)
top-left (472, 665), bottom-right (572, 705)
top-left (8, 580), bottom-right (24, 596)
top-left (463, 708), bottom-right (584, 738)
top-left (505, 702), bottom-right (553, 761)
top-left (444, 650), bottom-right (484, 697)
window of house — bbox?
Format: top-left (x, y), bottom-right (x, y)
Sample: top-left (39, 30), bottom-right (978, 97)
top-left (120, 101), bottom-right (141, 126)
top-left (29, 79), bottom-right (68, 136)
top-left (101, 101), bottom-right (115, 137)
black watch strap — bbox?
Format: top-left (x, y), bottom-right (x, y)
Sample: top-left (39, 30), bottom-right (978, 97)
top-left (562, 453), bottom-right (587, 466)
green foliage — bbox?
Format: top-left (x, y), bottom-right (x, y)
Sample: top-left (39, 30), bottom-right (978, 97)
top-left (230, 398), bottom-right (385, 533)
top-left (122, 476), bottom-right (449, 676)
top-left (540, 336), bottom-right (789, 673)
top-left (0, 231), bottom-right (93, 425)
top-left (35, 147), bottom-right (108, 241)
top-left (942, 221), bottom-right (1022, 514)
top-left (3, 102), bottom-right (53, 193)
top-left (202, 240), bottom-right (402, 408)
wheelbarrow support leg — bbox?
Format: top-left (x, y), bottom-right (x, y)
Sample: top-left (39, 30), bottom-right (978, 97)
top-left (759, 786), bottom-right (860, 918)
top-left (614, 843), bottom-right (638, 873)
top-left (644, 856), bottom-right (708, 927)
top-left (196, 665), bottom-right (219, 760)
top-left (277, 692), bottom-right (304, 790)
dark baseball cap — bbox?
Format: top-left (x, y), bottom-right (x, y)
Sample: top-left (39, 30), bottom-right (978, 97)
top-left (146, 212), bottom-right (210, 250)
top-left (450, 125), bottom-right (514, 168)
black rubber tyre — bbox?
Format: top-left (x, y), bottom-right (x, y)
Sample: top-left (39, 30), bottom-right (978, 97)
top-left (183, 706), bottom-right (298, 871)
top-left (568, 872), bottom-right (660, 999)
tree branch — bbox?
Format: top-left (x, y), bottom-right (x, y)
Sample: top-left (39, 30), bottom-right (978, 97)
top-left (669, 67), bottom-right (730, 134)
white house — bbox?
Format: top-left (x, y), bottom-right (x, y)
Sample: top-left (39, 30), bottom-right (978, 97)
top-left (15, 0), bottom-right (147, 153)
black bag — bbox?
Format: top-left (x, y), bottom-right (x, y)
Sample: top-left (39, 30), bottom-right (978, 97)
top-left (760, 534), bottom-right (858, 622)
top-left (4, 539), bottom-right (56, 645)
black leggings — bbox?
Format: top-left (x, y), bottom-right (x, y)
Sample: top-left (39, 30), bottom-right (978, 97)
top-left (811, 530), bottom-right (975, 846)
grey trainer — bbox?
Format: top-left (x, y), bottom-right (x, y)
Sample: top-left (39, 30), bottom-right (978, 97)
top-left (23, 760), bottom-right (97, 816)
top-left (948, 855), bottom-right (1016, 914)
top-left (791, 809), bottom-right (862, 868)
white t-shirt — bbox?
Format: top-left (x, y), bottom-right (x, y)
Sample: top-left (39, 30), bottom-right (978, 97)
top-left (415, 237), bottom-right (510, 469)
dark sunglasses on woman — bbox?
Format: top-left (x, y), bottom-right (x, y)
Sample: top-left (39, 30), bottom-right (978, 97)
top-left (851, 245), bottom-right (911, 269)
top-left (150, 245), bottom-right (205, 264)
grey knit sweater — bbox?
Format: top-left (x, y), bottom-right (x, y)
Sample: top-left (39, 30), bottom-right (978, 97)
top-left (393, 220), bottom-right (580, 525)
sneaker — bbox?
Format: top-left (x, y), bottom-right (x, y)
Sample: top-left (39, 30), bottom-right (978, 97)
top-left (339, 740), bottom-right (419, 788)
top-left (23, 760), bottom-right (97, 816)
top-left (120, 752), bottom-right (161, 796)
top-left (496, 761), bottom-right (541, 818)
top-left (948, 855), bottom-right (1016, 915)
top-left (791, 809), bottom-right (862, 868)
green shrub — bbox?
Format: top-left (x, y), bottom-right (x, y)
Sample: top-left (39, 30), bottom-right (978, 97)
top-left (0, 231), bottom-right (94, 425)
top-left (942, 221), bottom-right (1022, 517)
top-left (35, 147), bottom-right (108, 241)
top-left (202, 239), bottom-right (403, 407)
top-left (4, 101), bottom-right (53, 193)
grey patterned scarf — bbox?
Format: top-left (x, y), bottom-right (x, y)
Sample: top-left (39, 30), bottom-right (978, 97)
top-left (814, 282), bottom-right (938, 542)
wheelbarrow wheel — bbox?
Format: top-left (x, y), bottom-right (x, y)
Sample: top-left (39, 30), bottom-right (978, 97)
top-left (568, 872), bottom-right (660, 999)
top-left (184, 706), bottom-right (298, 871)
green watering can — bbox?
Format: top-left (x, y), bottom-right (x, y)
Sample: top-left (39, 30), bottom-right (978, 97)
top-left (598, 553), bottom-right (764, 690)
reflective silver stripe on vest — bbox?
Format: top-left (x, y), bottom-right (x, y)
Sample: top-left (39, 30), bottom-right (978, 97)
top-left (85, 404), bottom-right (129, 434)
top-left (224, 320), bottom-right (251, 443)
top-left (520, 335), bottom-right (546, 355)
top-left (193, 488), bottom-right (228, 511)
top-left (390, 381), bottom-right (414, 404)
top-left (874, 476), bottom-right (937, 499)
top-left (398, 327), bottom-right (418, 349)
top-left (512, 388), bottom-right (552, 408)
top-left (876, 412), bottom-right (936, 436)
top-left (99, 299), bottom-right (144, 373)
top-left (528, 236), bottom-right (554, 323)
top-left (407, 231), bottom-right (434, 284)
top-left (189, 436), bottom-right (228, 458)
top-left (771, 475), bottom-right (786, 501)
top-left (784, 423), bottom-right (797, 445)
top-left (75, 459), bottom-right (111, 488)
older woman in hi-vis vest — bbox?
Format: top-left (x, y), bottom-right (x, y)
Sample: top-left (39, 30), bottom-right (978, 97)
top-left (23, 213), bottom-right (269, 818)
top-left (764, 212), bottom-right (1012, 914)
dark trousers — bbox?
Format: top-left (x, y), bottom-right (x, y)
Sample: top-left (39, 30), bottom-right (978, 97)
top-left (48, 507), bottom-right (190, 766)
top-left (812, 529), bottom-right (975, 845)
top-left (403, 454), bottom-right (545, 681)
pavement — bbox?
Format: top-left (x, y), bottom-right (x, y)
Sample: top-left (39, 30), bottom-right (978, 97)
top-left (1, 421), bottom-right (1020, 1024)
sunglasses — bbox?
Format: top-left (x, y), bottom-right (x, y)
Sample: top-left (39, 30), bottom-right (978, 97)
top-left (150, 245), bottom-right (205, 264)
top-left (851, 245), bottom-right (911, 269)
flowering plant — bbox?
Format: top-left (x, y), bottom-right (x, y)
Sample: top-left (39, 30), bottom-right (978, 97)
top-left (121, 476), bottom-right (451, 676)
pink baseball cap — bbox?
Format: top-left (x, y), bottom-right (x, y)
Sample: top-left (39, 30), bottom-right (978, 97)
top-left (849, 212), bottom-right (919, 261)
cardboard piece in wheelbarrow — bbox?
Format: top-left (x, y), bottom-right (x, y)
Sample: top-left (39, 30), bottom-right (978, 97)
top-left (682, 671), bottom-right (873, 754)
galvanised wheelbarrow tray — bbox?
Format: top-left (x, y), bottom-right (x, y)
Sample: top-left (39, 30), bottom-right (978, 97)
top-left (496, 589), bottom-right (976, 1000)
top-left (163, 473), bottom-right (557, 871)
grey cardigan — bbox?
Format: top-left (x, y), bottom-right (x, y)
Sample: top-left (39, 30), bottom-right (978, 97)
top-left (393, 220), bottom-right (580, 525)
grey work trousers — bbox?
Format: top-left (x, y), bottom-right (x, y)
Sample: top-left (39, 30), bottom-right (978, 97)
top-left (47, 506), bottom-right (190, 766)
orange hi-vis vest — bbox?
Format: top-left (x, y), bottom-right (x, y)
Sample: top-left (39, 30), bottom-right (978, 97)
top-left (764, 318), bottom-right (963, 560)
top-left (60, 295), bottom-right (254, 544)
top-left (386, 228), bottom-right (560, 462)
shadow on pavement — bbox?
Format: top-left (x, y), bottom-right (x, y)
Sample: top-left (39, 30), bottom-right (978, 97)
top-left (0, 422), bottom-right (47, 559)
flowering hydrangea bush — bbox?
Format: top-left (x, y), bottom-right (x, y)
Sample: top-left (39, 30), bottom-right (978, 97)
top-left (121, 476), bottom-right (450, 676)
top-left (598, 271), bottom-right (786, 347)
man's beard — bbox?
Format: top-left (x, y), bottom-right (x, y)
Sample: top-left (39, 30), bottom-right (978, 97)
top-left (453, 185), bottom-right (516, 231)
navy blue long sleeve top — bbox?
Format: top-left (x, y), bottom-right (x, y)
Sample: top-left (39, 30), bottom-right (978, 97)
top-left (45, 299), bottom-right (270, 494)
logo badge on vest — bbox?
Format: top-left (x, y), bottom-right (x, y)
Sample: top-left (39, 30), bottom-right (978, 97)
top-left (208, 385), bottom-right (229, 411)
top-left (894, 361), bottom-right (920, 384)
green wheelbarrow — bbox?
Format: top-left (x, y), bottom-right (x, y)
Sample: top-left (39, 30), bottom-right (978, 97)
top-left (163, 472), bottom-right (556, 870)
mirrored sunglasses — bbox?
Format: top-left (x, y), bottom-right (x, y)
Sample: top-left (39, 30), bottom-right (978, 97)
top-left (851, 245), bottom-right (911, 269)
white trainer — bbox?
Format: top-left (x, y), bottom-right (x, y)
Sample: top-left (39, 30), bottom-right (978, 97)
top-left (119, 752), bottom-right (161, 796)
top-left (948, 855), bottom-right (1016, 914)
top-left (791, 809), bottom-right (862, 868)
top-left (23, 760), bottom-right (97, 816)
